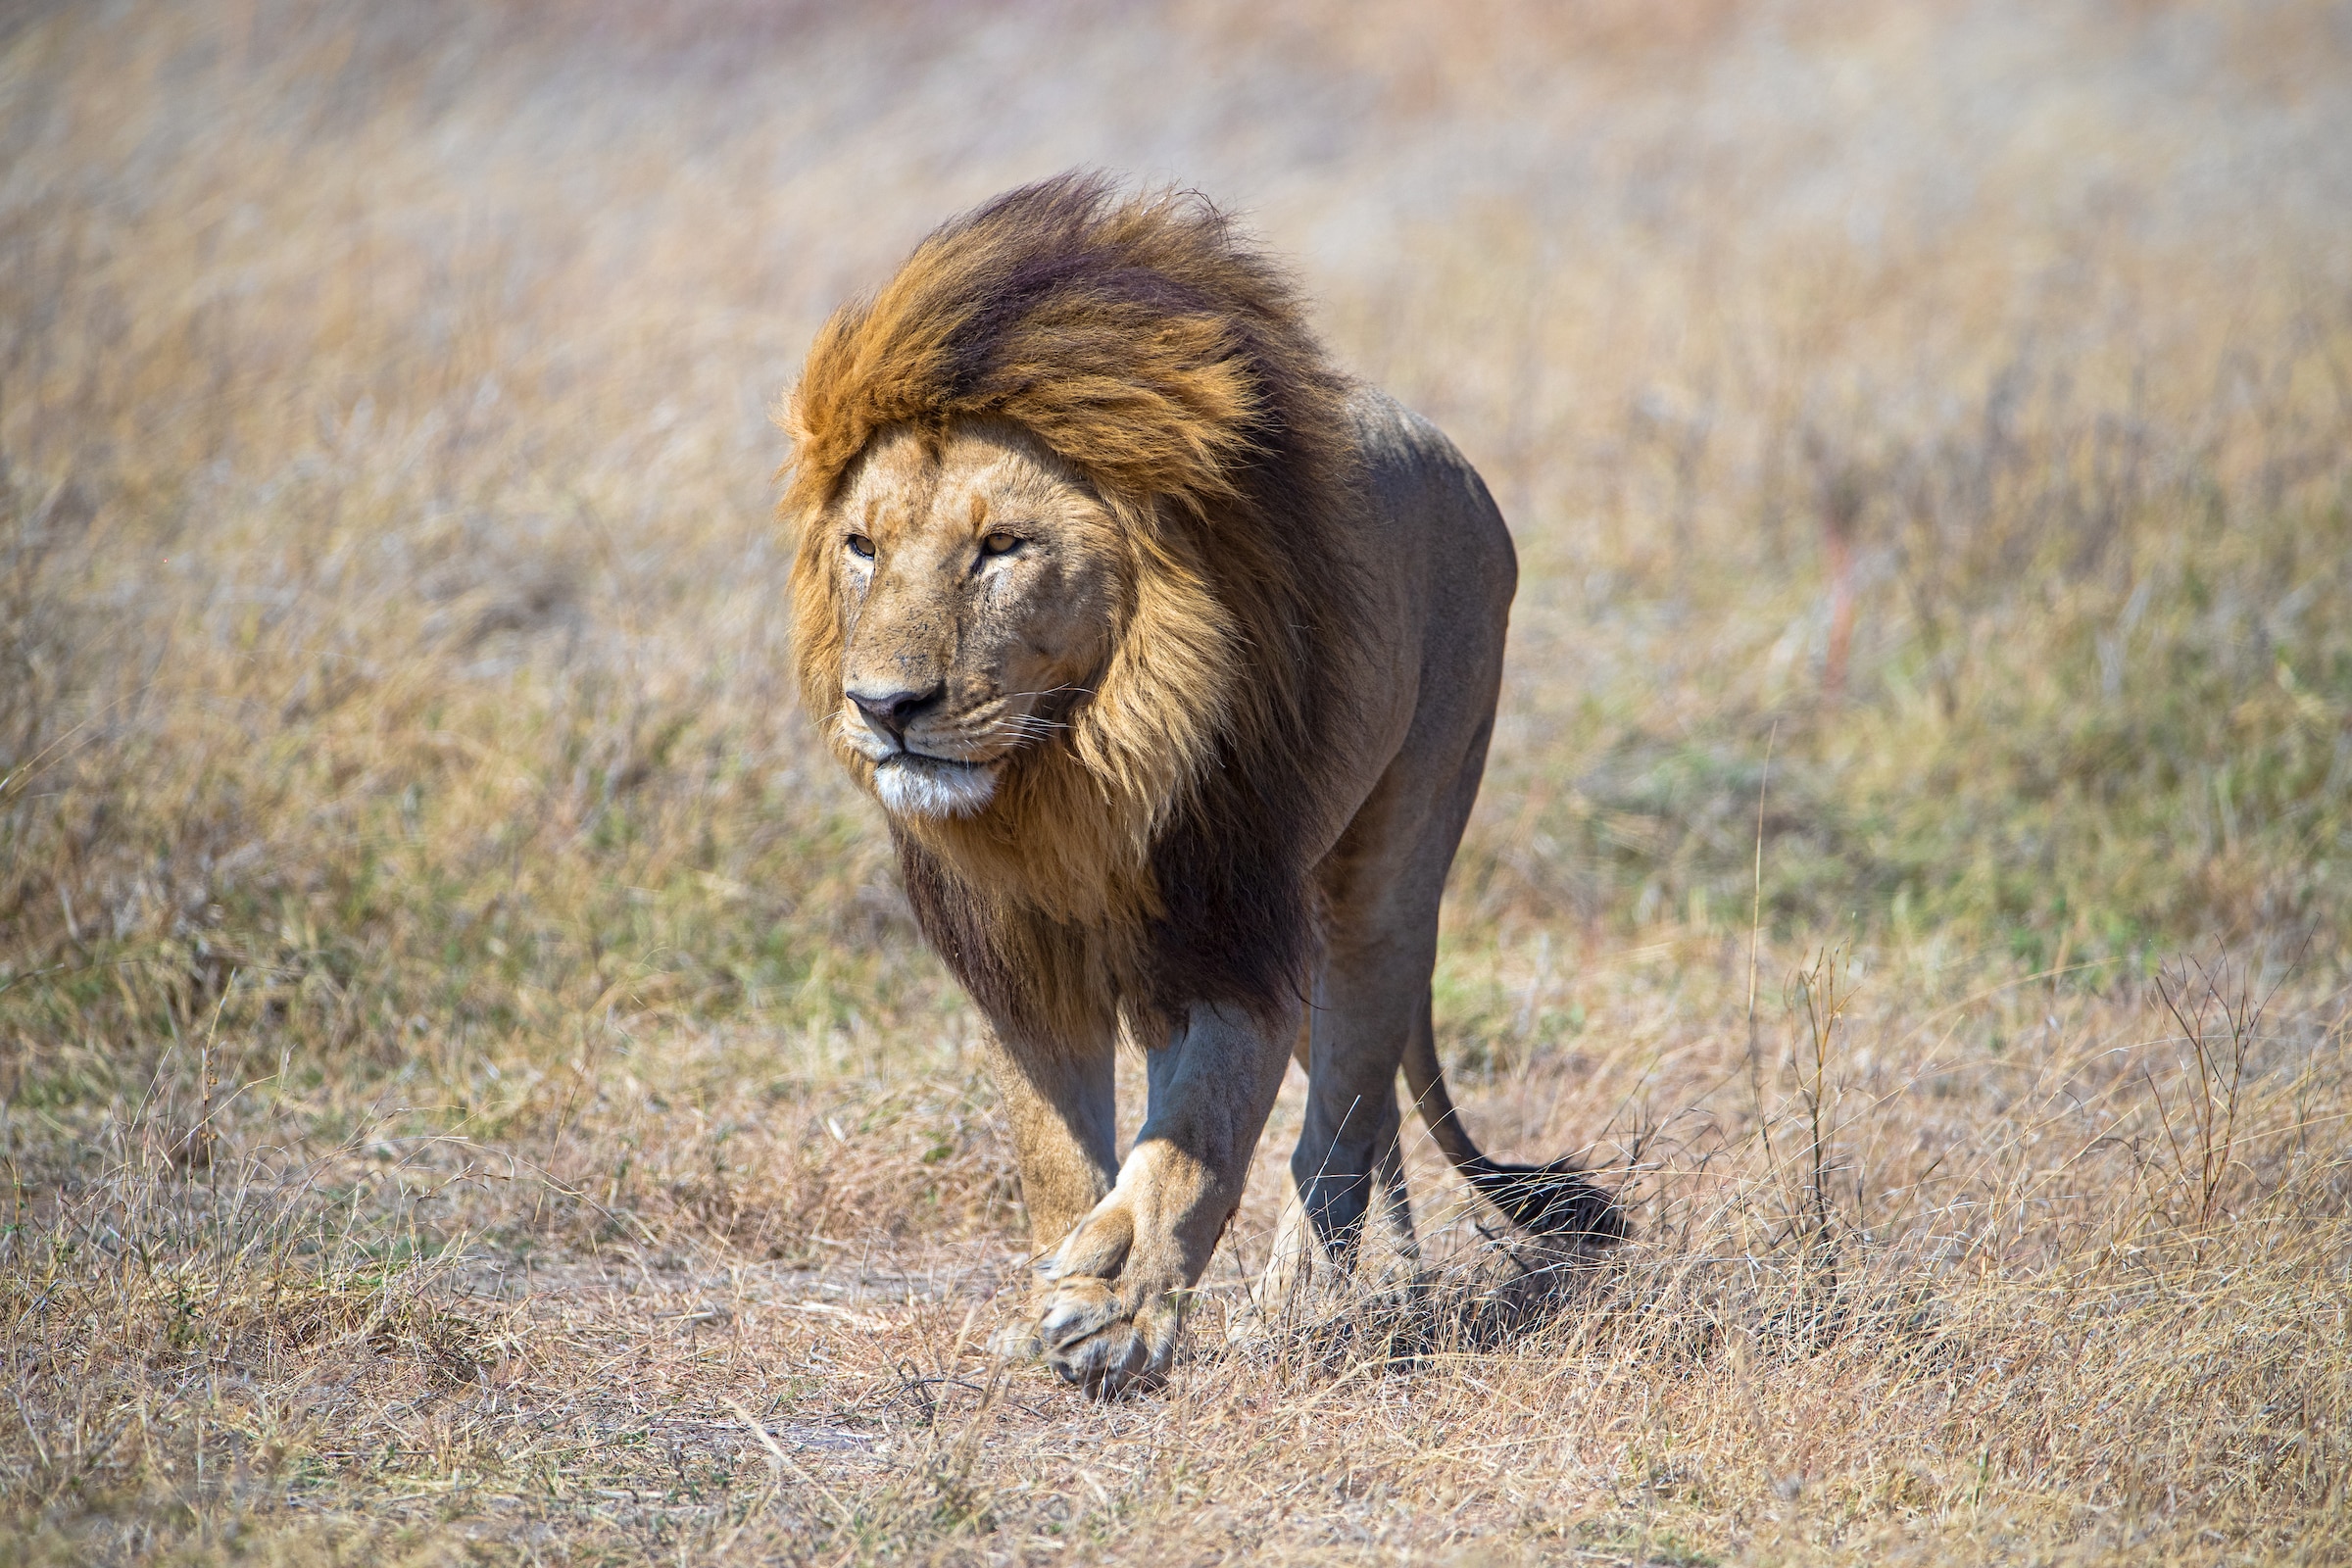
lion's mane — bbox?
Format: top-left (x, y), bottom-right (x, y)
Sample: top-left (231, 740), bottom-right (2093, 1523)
top-left (782, 173), bottom-right (1366, 1048)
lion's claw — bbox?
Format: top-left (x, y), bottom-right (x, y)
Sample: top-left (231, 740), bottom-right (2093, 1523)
top-left (1036, 1275), bottom-right (1125, 1346)
top-left (1029, 1276), bottom-right (1180, 1397)
top-left (988, 1281), bottom-right (1170, 1396)
top-left (1050, 1323), bottom-right (1164, 1395)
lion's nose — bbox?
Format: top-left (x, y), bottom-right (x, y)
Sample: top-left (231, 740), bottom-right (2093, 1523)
top-left (846, 682), bottom-right (943, 741)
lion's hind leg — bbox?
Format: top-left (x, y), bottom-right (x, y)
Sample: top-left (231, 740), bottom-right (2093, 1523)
top-left (1247, 1076), bottom-right (1421, 1335)
top-left (1245, 874), bottom-right (1453, 1335)
top-left (1271, 691), bottom-right (1497, 1304)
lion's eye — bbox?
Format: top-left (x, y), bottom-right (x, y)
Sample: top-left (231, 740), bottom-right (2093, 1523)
top-left (980, 532), bottom-right (1021, 558)
top-left (845, 533), bottom-right (875, 560)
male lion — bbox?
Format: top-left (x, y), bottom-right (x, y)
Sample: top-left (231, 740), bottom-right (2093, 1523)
top-left (781, 174), bottom-right (1619, 1396)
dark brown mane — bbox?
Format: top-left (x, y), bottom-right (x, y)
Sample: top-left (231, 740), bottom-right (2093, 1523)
top-left (783, 173), bottom-right (1366, 1045)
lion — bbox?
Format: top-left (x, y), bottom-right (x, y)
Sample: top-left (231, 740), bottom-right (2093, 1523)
top-left (781, 174), bottom-right (1621, 1396)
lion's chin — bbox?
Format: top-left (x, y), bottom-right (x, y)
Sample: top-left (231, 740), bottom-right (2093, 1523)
top-left (871, 755), bottom-right (998, 819)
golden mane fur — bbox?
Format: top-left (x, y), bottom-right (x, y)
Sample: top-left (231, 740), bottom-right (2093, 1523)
top-left (782, 174), bottom-right (1365, 1047)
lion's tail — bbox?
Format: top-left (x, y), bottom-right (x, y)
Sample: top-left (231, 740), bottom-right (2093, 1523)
top-left (1401, 1004), bottom-right (1627, 1245)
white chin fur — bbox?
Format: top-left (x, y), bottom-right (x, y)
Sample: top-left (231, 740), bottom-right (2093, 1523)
top-left (872, 757), bottom-right (998, 818)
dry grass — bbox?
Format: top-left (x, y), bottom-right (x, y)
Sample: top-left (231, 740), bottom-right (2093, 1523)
top-left (4, 1), bottom-right (2350, 1562)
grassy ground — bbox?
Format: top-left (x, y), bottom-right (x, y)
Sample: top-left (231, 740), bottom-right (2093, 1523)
top-left (4, 2), bottom-right (2350, 1562)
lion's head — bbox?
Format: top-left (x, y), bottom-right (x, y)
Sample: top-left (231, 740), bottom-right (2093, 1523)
top-left (780, 174), bottom-right (1361, 1043)
top-left (813, 419), bottom-right (1125, 823)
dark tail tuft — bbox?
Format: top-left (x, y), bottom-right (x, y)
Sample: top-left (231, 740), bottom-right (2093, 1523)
top-left (1462, 1155), bottom-right (1628, 1244)
top-left (1403, 1000), bottom-right (1630, 1246)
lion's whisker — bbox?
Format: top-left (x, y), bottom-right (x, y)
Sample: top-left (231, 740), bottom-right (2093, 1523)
top-left (1000, 683), bottom-right (1097, 704)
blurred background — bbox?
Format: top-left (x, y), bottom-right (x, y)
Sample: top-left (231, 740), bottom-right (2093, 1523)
top-left (3, 3), bottom-right (2350, 1557)
top-left (7, 1), bottom-right (2347, 1011)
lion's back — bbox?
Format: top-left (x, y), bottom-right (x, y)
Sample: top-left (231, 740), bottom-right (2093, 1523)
top-left (1330, 386), bottom-right (1516, 751)
top-left (1346, 384), bottom-right (1516, 622)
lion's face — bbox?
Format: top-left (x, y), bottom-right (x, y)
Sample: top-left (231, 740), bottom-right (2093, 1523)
top-left (821, 421), bottom-right (1122, 819)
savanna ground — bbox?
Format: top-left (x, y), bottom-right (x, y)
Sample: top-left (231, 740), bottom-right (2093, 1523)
top-left (4, 2), bottom-right (2351, 1562)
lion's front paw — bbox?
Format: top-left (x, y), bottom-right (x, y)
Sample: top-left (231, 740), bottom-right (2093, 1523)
top-left (1011, 1202), bottom-right (1188, 1396)
top-left (1036, 1273), bottom-right (1180, 1396)
top-left (985, 1273), bottom-right (1178, 1395)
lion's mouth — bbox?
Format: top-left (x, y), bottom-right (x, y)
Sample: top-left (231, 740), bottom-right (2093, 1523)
top-left (872, 752), bottom-right (999, 819)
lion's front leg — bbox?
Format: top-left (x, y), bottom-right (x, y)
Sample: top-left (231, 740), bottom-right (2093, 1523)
top-left (977, 1030), bottom-right (1118, 1361)
top-left (1032, 1001), bottom-right (1295, 1396)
